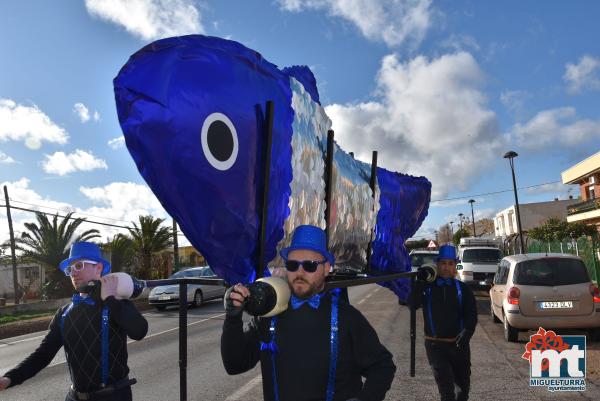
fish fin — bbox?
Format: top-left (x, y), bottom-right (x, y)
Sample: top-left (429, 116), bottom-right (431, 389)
top-left (283, 65), bottom-right (320, 105)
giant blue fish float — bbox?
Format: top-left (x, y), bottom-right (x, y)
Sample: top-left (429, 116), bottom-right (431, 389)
top-left (114, 35), bottom-right (431, 301)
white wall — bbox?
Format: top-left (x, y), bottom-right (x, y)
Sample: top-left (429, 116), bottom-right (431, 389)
top-left (494, 199), bottom-right (578, 237)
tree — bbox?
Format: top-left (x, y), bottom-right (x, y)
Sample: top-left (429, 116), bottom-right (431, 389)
top-left (102, 234), bottom-right (134, 273)
top-left (14, 212), bottom-right (100, 299)
top-left (127, 215), bottom-right (173, 279)
top-left (453, 228), bottom-right (471, 246)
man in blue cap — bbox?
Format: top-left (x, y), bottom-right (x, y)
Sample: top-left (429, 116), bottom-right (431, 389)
top-left (221, 224), bottom-right (396, 401)
top-left (409, 244), bottom-right (477, 401)
top-left (0, 242), bottom-right (148, 401)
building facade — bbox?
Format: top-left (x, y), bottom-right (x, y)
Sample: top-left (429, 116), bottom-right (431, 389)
top-left (494, 199), bottom-right (577, 238)
top-left (562, 150), bottom-right (600, 231)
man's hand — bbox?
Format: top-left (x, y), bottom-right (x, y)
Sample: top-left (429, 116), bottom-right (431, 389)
top-left (100, 274), bottom-right (119, 300)
top-left (224, 284), bottom-right (250, 317)
top-left (0, 376), bottom-right (11, 390)
top-left (456, 329), bottom-right (473, 350)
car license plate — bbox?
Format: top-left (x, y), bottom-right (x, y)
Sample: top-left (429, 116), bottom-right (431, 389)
top-left (159, 295), bottom-right (171, 301)
top-left (540, 301), bottom-right (573, 309)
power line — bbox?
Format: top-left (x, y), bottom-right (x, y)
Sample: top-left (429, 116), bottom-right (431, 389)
top-left (9, 199), bottom-right (136, 225)
top-left (1, 204), bottom-right (188, 237)
top-left (430, 180), bottom-right (564, 203)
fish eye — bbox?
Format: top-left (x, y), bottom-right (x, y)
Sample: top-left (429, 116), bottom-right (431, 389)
top-left (200, 112), bottom-right (239, 171)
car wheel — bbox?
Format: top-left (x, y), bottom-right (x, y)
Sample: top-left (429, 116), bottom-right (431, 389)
top-left (490, 303), bottom-right (501, 323)
top-left (192, 290), bottom-right (203, 307)
top-left (503, 311), bottom-right (519, 342)
top-left (155, 305), bottom-right (166, 311)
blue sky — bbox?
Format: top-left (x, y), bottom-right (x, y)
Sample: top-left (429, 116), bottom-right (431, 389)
top-left (1, 0), bottom-right (600, 244)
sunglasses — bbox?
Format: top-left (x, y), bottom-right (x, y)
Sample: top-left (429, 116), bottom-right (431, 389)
top-left (284, 259), bottom-right (327, 273)
top-left (65, 260), bottom-right (98, 275)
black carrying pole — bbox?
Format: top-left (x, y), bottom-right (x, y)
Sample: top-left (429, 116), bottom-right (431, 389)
top-left (4, 186), bottom-right (20, 305)
top-left (178, 282), bottom-right (188, 401)
top-left (173, 220), bottom-right (179, 271)
top-left (257, 101), bottom-right (275, 279)
top-left (410, 277), bottom-right (416, 377)
top-left (324, 130), bottom-right (335, 248)
top-left (365, 151), bottom-right (378, 271)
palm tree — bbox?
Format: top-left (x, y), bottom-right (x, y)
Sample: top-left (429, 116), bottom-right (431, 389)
top-left (102, 233), bottom-right (134, 273)
top-left (127, 215), bottom-right (173, 279)
top-left (15, 212), bottom-right (100, 298)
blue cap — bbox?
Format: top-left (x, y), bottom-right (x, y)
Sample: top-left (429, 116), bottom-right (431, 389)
top-left (280, 225), bottom-right (335, 265)
top-left (435, 245), bottom-right (458, 262)
top-left (59, 242), bottom-right (111, 276)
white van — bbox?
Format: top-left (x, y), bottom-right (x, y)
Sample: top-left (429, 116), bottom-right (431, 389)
top-left (457, 237), bottom-right (503, 287)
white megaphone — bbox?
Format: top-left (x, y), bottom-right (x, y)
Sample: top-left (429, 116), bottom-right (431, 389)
top-left (240, 276), bottom-right (291, 318)
top-left (80, 272), bottom-right (146, 299)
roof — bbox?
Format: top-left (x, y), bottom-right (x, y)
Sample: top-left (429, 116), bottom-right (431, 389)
top-left (561, 150), bottom-right (600, 184)
top-left (502, 253), bottom-right (582, 263)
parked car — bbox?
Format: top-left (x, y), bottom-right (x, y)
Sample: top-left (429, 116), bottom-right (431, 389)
top-left (457, 237), bottom-right (503, 287)
top-left (409, 249), bottom-right (439, 272)
top-left (489, 253), bottom-right (600, 342)
top-left (148, 266), bottom-right (225, 311)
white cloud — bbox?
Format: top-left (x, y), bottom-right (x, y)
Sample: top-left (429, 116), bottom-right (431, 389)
top-left (0, 98), bottom-right (69, 149)
top-left (326, 51), bottom-right (502, 198)
top-left (0, 179), bottom-right (190, 246)
top-left (0, 151), bottom-right (16, 164)
top-left (508, 107), bottom-right (600, 149)
top-left (108, 136), bottom-right (125, 150)
top-left (278, 0), bottom-right (432, 47)
top-left (73, 103), bottom-right (101, 123)
top-left (73, 102), bottom-right (90, 123)
top-left (500, 90), bottom-right (530, 116)
top-left (564, 55), bottom-right (600, 94)
top-left (85, 0), bottom-right (204, 41)
top-left (42, 149), bottom-right (108, 176)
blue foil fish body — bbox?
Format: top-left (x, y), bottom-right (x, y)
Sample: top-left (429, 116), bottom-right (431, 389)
top-left (114, 35), bottom-right (431, 300)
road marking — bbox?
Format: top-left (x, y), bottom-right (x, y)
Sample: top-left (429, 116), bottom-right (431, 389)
top-left (0, 334), bottom-right (46, 348)
top-left (44, 312), bottom-right (225, 368)
top-left (224, 375), bottom-right (262, 401)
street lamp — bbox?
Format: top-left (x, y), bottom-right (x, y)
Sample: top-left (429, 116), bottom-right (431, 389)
top-left (458, 213), bottom-right (464, 231)
top-left (503, 151), bottom-right (526, 254)
top-left (449, 221), bottom-right (454, 241)
top-left (468, 199), bottom-right (476, 237)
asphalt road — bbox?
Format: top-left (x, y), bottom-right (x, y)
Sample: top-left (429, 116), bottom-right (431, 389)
top-left (0, 286), bottom-right (373, 401)
top-left (1, 285), bottom-right (599, 401)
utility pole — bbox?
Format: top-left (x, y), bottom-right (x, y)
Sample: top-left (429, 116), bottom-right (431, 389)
top-left (4, 186), bottom-right (20, 305)
top-left (173, 219), bottom-right (179, 273)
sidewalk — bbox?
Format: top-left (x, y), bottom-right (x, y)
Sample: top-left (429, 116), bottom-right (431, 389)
top-left (359, 287), bottom-right (599, 401)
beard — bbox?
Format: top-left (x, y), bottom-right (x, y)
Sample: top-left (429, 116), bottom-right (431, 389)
top-left (290, 277), bottom-right (323, 299)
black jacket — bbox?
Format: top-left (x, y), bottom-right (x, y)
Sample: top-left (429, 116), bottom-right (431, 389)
top-left (409, 279), bottom-right (477, 338)
top-left (4, 296), bottom-right (148, 392)
top-left (221, 292), bottom-right (396, 401)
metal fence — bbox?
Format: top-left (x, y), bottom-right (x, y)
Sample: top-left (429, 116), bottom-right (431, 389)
top-left (507, 237), bottom-right (600, 284)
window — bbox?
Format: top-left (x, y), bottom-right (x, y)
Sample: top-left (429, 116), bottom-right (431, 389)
top-left (589, 186), bottom-right (596, 200)
top-left (462, 249), bottom-right (503, 263)
top-left (590, 176), bottom-right (596, 184)
top-left (513, 258), bottom-right (589, 286)
top-left (411, 253), bottom-right (437, 267)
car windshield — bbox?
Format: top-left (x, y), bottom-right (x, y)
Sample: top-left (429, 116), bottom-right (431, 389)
top-left (169, 270), bottom-right (196, 279)
top-left (411, 254), bottom-right (437, 267)
top-left (461, 249), bottom-right (502, 263)
top-left (513, 258), bottom-right (589, 286)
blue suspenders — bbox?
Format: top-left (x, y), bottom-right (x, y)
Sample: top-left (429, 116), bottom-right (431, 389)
top-left (61, 303), bottom-right (110, 386)
top-left (425, 279), bottom-right (463, 336)
top-left (260, 289), bottom-right (340, 401)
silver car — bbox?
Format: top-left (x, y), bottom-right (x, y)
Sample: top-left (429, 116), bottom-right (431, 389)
top-left (148, 266), bottom-right (225, 311)
top-left (489, 253), bottom-right (600, 342)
